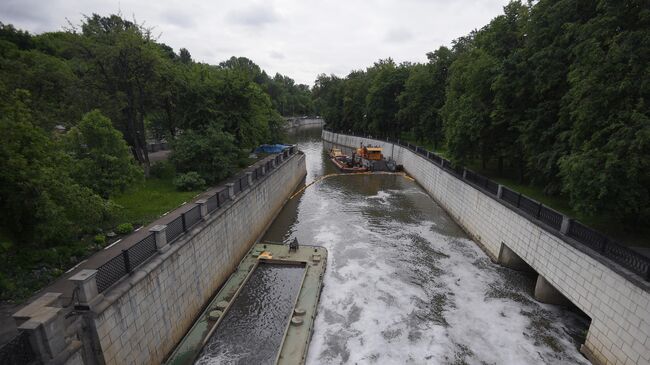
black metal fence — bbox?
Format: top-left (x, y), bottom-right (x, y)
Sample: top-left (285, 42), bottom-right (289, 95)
top-left (96, 233), bottom-right (157, 293)
top-left (166, 215), bottom-right (184, 243)
top-left (0, 331), bottom-right (39, 365)
top-left (324, 127), bottom-right (650, 281)
top-left (94, 147), bottom-right (298, 293)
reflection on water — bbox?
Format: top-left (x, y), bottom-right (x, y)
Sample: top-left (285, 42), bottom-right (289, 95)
top-left (263, 124), bottom-right (590, 364)
top-left (195, 264), bottom-right (305, 365)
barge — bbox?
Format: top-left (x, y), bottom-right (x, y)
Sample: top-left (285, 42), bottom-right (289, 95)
top-left (165, 241), bottom-right (327, 365)
top-left (329, 148), bottom-right (368, 173)
top-left (355, 144), bottom-right (397, 172)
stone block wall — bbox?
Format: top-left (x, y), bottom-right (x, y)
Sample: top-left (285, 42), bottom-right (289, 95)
top-left (89, 152), bottom-right (306, 365)
top-left (323, 130), bottom-right (650, 365)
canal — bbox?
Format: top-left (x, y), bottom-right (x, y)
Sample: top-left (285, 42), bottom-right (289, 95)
top-left (263, 125), bottom-right (590, 364)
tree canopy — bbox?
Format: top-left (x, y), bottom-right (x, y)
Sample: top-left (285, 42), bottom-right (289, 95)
top-left (315, 0), bottom-right (650, 227)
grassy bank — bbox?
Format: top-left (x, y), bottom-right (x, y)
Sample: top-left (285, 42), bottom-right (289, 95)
top-left (113, 177), bottom-right (200, 225)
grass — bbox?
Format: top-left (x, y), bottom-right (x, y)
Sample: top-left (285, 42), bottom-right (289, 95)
top-left (112, 177), bottom-right (201, 226)
top-left (398, 134), bottom-right (649, 248)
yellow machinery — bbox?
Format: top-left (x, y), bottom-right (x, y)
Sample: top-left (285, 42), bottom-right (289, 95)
top-left (356, 146), bottom-right (383, 161)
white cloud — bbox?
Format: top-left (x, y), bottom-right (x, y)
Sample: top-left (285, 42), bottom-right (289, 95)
top-left (227, 3), bottom-right (280, 28)
top-left (0, 0), bottom-right (511, 85)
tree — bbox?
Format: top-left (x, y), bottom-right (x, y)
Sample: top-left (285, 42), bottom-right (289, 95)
top-left (79, 14), bottom-right (164, 175)
top-left (558, 0), bottom-right (650, 224)
top-left (0, 90), bottom-right (110, 246)
top-left (442, 47), bottom-right (499, 166)
top-left (170, 124), bottom-right (241, 184)
top-left (65, 110), bottom-right (143, 198)
top-left (397, 47), bottom-right (453, 148)
top-left (365, 59), bottom-right (410, 137)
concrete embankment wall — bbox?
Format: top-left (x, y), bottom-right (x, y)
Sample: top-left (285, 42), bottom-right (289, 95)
top-left (90, 152), bottom-right (306, 365)
top-left (323, 130), bottom-right (650, 365)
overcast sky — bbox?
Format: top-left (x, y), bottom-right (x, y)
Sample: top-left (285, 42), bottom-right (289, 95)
top-left (1, 0), bottom-right (511, 85)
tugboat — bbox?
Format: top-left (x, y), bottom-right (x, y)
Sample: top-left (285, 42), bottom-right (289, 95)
top-left (355, 143), bottom-right (397, 172)
top-left (329, 148), bottom-right (368, 173)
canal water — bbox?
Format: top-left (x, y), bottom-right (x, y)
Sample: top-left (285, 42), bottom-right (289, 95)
top-left (263, 125), bottom-right (590, 364)
top-left (195, 263), bottom-right (305, 365)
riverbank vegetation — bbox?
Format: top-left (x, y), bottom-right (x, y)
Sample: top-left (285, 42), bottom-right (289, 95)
top-left (0, 14), bottom-right (313, 301)
top-left (314, 0), bottom-right (649, 245)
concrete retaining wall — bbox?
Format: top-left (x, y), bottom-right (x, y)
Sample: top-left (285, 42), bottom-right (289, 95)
top-left (323, 130), bottom-right (650, 365)
top-left (88, 152), bottom-right (306, 365)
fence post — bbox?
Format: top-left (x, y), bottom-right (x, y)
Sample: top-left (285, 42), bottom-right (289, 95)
top-left (497, 185), bottom-right (504, 199)
top-left (271, 158), bottom-right (277, 169)
top-left (196, 199), bottom-right (208, 218)
top-left (226, 183), bottom-right (235, 199)
top-left (122, 250), bottom-right (131, 273)
top-left (426, 151), bottom-right (430, 159)
top-left (516, 193), bottom-right (522, 207)
top-left (17, 304), bottom-right (67, 362)
top-left (462, 169), bottom-right (467, 179)
top-left (441, 159), bottom-right (446, 168)
top-left (181, 213), bottom-right (187, 232)
top-left (69, 269), bottom-right (99, 305)
top-left (246, 171), bottom-right (253, 186)
top-left (261, 165), bottom-right (266, 175)
top-left (149, 224), bottom-right (169, 252)
top-left (536, 203), bottom-right (542, 218)
top-left (560, 216), bottom-right (571, 235)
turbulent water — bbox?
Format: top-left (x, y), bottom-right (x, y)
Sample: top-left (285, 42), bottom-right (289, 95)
top-left (195, 264), bottom-right (305, 365)
top-left (263, 125), bottom-right (590, 365)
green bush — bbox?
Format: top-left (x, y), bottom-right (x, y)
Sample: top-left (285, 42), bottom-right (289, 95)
top-left (116, 223), bottom-right (134, 235)
top-left (173, 172), bottom-right (206, 191)
top-left (150, 160), bottom-right (175, 179)
top-left (93, 234), bottom-right (106, 245)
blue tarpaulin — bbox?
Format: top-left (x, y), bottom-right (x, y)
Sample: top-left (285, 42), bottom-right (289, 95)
top-left (254, 144), bottom-right (290, 154)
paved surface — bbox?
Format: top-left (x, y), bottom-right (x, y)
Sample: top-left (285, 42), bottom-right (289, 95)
top-left (149, 149), bottom-right (171, 163)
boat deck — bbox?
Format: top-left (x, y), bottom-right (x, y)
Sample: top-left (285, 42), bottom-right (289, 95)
top-left (165, 242), bottom-right (327, 365)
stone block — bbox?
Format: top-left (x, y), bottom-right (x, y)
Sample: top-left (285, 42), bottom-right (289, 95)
top-left (68, 269), bottom-right (98, 304)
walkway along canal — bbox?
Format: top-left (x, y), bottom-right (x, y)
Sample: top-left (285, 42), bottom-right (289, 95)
top-left (263, 125), bottom-right (592, 364)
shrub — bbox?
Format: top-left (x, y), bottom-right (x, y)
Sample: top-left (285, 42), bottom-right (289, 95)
top-left (150, 160), bottom-right (175, 179)
top-left (93, 234), bottom-right (106, 245)
top-left (173, 172), bottom-right (206, 191)
top-left (116, 223), bottom-right (134, 235)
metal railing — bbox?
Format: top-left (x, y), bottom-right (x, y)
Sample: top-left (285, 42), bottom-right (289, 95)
top-left (166, 215), bottom-right (184, 243)
top-left (324, 127), bottom-right (650, 281)
top-left (94, 147), bottom-right (298, 293)
top-left (0, 331), bottom-right (39, 365)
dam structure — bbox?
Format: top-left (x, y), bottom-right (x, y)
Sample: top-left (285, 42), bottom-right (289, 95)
top-left (322, 128), bottom-right (650, 365)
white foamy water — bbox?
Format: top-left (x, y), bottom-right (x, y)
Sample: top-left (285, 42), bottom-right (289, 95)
top-left (264, 129), bottom-right (589, 365)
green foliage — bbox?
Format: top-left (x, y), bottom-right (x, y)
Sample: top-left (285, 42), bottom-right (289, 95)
top-left (171, 124), bottom-right (241, 184)
top-left (173, 172), bottom-right (206, 191)
top-left (318, 0), bottom-right (650, 230)
top-left (64, 110), bottom-right (143, 197)
top-left (93, 234), bottom-right (106, 245)
top-left (150, 160), bottom-right (175, 179)
top-left (0, 14), bottom-right (304, 299)
top-left (115, 223), bottom-right (134, 235)
top-left (0, 90), bottom-right (111, 246)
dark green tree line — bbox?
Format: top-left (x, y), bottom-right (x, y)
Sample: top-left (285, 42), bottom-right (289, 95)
top-left (315, 0), bottom-right (650, 227)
